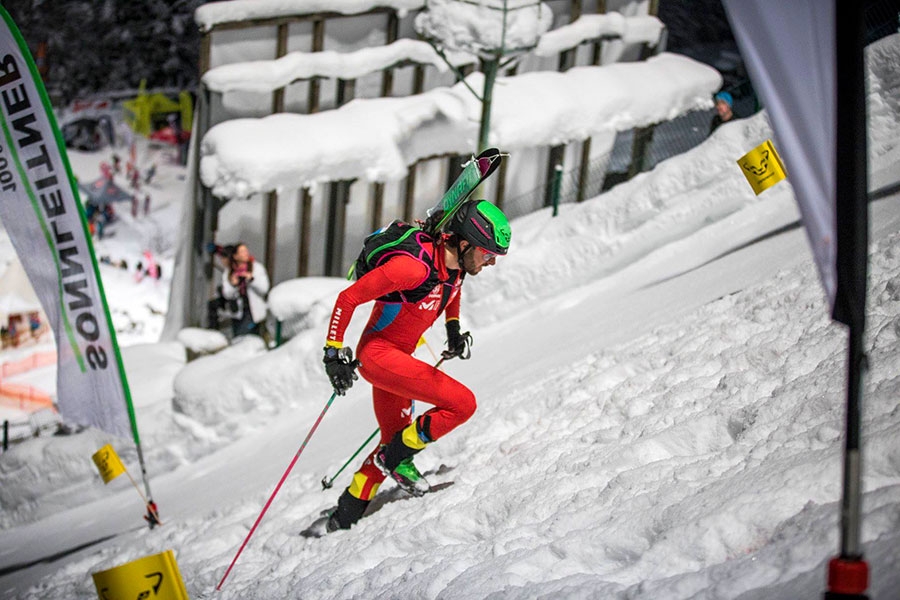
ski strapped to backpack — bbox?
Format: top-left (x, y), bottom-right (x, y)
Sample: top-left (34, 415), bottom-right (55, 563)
top-left (423, 147), bottom-right (503, 235)
top-left (347, 148), bottom-right (504, 282)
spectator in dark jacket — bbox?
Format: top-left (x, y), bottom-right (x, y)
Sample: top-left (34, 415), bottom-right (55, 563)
top-left (709, 91), bottom-right (735, 134)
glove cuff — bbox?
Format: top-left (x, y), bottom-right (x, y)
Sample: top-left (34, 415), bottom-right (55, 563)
top-left (446, 319), bottom-right (461, 338)
top-left (325, 345), bottom-right (355, 364)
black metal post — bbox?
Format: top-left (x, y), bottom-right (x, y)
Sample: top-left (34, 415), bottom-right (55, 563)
top-left (825, 1), bottom-right (869, 597)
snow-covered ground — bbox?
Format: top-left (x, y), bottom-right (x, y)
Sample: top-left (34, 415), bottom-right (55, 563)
top-left (0, 31), bottom-right (899, 600)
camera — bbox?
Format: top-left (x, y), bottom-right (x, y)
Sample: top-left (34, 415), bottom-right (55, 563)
top-left (206, 243), bottom-right (237, 260)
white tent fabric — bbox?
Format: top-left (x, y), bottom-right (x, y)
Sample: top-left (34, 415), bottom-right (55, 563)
top-left (722, 0), bottom-right (837, 310)
top-left (0, 258), bottom-right (43, 322)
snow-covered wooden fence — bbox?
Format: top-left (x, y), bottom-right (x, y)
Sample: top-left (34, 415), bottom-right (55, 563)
top-left (170, 0), bottom-right (719, 332)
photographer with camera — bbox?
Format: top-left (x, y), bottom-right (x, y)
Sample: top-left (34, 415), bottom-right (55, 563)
top-left (220, 242), bottom-right (270, 342)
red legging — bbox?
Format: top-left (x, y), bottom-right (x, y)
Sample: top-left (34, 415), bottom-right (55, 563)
top-left (350, 336), bottom-right (476, 498)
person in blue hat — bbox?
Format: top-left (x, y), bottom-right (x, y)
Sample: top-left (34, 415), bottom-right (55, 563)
top-left (709, 91), bottom-right (735, 134)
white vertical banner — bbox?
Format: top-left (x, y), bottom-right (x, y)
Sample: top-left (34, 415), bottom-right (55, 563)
top-left (0, 8), bottom-right (134, 438)
top-left (721, 0), bottom-right (837, 309)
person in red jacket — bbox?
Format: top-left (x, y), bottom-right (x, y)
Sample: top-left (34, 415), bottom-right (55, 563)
top-left (321, 199), bottom-right (511, 532)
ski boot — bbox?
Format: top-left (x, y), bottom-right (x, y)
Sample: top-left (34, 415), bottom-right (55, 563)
top-left (374, 423), bottom-right (431, 497)
top-left (301, 490), bottom-right (369, 538)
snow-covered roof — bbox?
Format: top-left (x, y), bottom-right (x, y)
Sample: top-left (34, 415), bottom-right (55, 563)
top-left (415, 0), bottom-right (554, 55)
top-left (534, 13), bottom-right (664, 57)
top-left (199, 52), bottom-right (721, 199)
top-left (202, 39), bottom-right (475, 94)
top-left (195, 0), bottom-right (426, 32)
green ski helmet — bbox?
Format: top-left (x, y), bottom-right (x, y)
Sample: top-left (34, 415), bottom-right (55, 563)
top-left (447, 199), bottom-right (511, 256)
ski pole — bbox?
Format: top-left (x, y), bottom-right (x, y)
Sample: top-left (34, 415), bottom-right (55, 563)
top-left (321, 427), bottom-right (380, 489)
top-left (422, 337), bottom-right (440, 363)
top-left (216, 392), bottom-right (338, 592)
top-left (320, 356), bottom-right (446, 490)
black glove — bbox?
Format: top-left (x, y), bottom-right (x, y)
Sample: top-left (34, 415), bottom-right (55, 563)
top-left (442, 320), bottom-right (472, 360)
top-left (323, 346), bottom-right (361, 396)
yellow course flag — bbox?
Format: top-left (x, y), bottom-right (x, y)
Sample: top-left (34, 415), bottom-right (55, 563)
top-left (92, 549), bottom-right (189, 600)
top-left (737, 139), bottom-right (788, 195)
top-left (92, 444), bottom-right (126, 484)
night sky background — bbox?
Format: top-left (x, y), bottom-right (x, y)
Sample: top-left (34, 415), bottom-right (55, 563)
top-left (1, 0), bottom-right (897, 106)
top-left (2, 0), bottom-right (206, 103)
top-left (2, 0), bottom-right (744, 105)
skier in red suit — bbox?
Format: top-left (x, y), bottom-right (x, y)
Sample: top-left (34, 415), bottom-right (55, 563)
top-left (321, 199), bottom-right (512, 532)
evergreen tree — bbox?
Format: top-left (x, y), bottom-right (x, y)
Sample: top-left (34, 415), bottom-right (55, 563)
top-left (3, 0), bottom-right (206, 104)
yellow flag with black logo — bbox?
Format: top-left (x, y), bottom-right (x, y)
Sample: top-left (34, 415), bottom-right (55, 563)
top-left (738, 139), bottom-right (787, 195)
top-left (92, 444), bottom-right (126, 484)
top-left (92, 549), bottom-right (189, 600)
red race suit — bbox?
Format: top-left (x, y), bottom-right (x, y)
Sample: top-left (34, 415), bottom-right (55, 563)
top-left (325, 236), bottom-right (474, 501)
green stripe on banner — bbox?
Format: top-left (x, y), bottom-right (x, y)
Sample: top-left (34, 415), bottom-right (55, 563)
top-left (0, 116), bottom-right (86, 370)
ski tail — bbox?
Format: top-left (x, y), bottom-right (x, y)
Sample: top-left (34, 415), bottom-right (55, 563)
top-left (424, 148), bottom-right (503, 235)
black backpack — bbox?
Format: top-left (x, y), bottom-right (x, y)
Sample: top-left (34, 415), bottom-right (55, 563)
top-left (349, 220), bottom-right (442, 303)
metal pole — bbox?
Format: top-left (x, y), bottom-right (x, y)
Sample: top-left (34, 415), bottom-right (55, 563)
top-left (265, 191), bottom-right (278, 282)
top-left (825, 2), bottom-right (869, 598)
top-left (478, 56), bottom-right (499, 153)
top-left (321, 428), bottom-right (380, 490)
top-left (551, 164), bottom-right (563, 217)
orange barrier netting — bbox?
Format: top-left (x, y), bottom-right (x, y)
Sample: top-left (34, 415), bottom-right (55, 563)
top-left (0, 351), bottom-right (57, 411)
top-left (0, 351), bottom-right (56, 378)
top-left (0, 382), bottom-right (54, 410)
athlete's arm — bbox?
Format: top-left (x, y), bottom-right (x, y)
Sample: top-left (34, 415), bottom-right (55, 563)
top-left (326, 256), bottom-right (429, 346)
top-left (445, 287), bottom-right (461, 324)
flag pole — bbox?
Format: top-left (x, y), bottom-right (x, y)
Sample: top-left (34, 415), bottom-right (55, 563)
top-left (92, 206), bottom-right (158, 527)
top-left (825, 2), bottom-right (869, 598)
